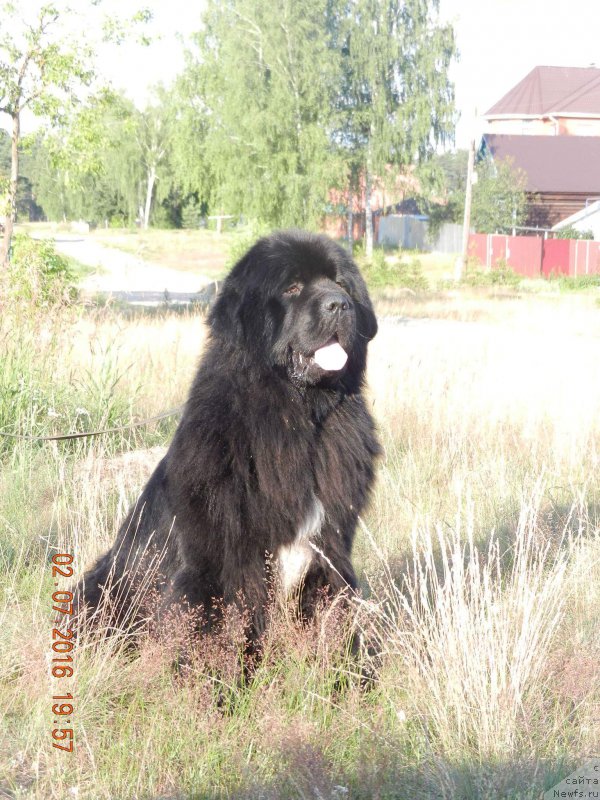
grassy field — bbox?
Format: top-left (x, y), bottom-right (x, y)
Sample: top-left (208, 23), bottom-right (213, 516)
top-left (90, 228), bottom-right (231, 280)
top-left (1, 267), bottom-right (600, 798)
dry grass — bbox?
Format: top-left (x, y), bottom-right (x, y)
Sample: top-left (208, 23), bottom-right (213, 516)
top-left (91, 228), bottom-right (231, 279)
top-left (1, 291), bottom-right (600, 797)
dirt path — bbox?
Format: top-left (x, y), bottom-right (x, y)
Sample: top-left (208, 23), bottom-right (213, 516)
top-left (55, 236), bottom-right (217, 306)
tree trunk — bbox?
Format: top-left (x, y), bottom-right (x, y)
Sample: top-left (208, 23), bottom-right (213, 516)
top-left (143, 164), bottom-right (156, 230)
top-left (346, 187), bottom-right (353, 254)
top-left (365, 165), bottom-right (373, 260)
top-left (1, 111), bottom-right (20, 270)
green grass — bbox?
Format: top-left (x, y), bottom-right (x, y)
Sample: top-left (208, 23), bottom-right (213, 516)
top-left (547, 273), bottom-right (600, 291)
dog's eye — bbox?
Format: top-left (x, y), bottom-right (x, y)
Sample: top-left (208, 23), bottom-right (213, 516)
top-left (283, 283), bottom-right (302, 296)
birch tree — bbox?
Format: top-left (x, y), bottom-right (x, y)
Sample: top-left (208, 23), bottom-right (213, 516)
top-left (136, 94), bottom-right (173, 229)
top-left (190, 0), bottom-right (343, 228)
top-left (0, 2), bottom-right (92, 268)
top-left (335, 0), bottom-right (456, 257)
top-left (0, 1), bottom-right (151, 268)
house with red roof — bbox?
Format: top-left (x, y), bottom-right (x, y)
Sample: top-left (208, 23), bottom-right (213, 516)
top-left (480, 66), bottom-right (600, 227)
top-left (484, 65), bottom-right (600, 137)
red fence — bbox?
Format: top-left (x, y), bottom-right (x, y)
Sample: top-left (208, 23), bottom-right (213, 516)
top-left (468, 233), bottom-right (600, 278)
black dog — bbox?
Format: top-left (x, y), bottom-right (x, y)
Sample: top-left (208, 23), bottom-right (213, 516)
top-left (75, 230), bottom-right (380, 652)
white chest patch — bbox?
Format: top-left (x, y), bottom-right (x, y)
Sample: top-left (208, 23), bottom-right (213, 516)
top-left (278, 496), bottom-right (324, 595)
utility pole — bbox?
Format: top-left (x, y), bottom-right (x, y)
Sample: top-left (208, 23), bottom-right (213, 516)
top-left (455, 111), bottom-right (478, 281)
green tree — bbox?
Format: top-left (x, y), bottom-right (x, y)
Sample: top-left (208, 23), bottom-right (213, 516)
top-left (470, 157), bottom-right (527, 234)
top-left (189, 0), bottom-right (343, 229)
top-left (31, 88), bottom-right (176, 228)
top-left (0, 2), bottom-right (93, 268)
top-left (0, 128), bottom-right (44, 221)
top-left (553, 225), bottom-right (593, 241)
top-left (31, 90), bottom-right (144, 225)
top-left (416, 148), bottom-right (466, 233)
top-left (0, 2), bottom-right (152, 269)
top-left (167, 68), bottom-right (214, 220)
top-left (418, 150), bottom-right (528, 237)
top-left (334, 0), bottom-right (457, 257)
top-left (137, 89), bottom-right (175, 229)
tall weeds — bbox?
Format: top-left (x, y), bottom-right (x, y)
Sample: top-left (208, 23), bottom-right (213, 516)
top-left (363, 484), bottom-right (571, 763)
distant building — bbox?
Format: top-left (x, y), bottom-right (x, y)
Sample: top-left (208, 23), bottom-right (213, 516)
top-left (484, 65), bottom-right (600, 137)
top-left (324, 168), bottom-right (420, 241)
top-left (479, 133), bottom-right (600, 227)
top-left (479, 66), bottom-right (600, 228)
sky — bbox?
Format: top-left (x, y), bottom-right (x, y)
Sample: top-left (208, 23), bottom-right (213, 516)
top-left (3, 0), bottom-right (600, 149)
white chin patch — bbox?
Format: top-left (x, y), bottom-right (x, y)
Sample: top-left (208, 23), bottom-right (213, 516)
top-left (313, 341), bottom-right (348, 371)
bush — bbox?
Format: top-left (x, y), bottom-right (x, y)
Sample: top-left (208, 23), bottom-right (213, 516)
top-left (109, 214), bottom-right (128, 228)
top-left (462, 259), bottom-right (521, 288)
top-left (547, 273), bottom-right (600, 291)
top-left (553, 226), bottom-right (594, 241)
top-left (181, 199), bottom-right (203, 230)
top-left (362, 249), bottom-right (429, 291)
top-left (7, 234), bottom-right (77, 307)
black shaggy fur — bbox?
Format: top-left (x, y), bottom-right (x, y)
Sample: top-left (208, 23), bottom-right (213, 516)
top-left (75, 229), bottom-right (380, 649)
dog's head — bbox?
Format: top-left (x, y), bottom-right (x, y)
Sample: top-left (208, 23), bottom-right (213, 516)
top-left (209, 229), bottom-right (377, 390)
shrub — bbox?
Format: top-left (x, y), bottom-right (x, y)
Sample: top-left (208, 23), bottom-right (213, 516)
top-left (548, 273), bottom-right (600, 291)
top-left (462, 259), bottom-right (521, 288)
top-left (109, 214), bottom-right (127, 228)
top-left (7, 234), bottom-right (77, 307)
top-left (553, 226), bottom-right (594, 241)
top-left (362, 250), bottom-right (429, 291)
top-left (181, 199), bottom-right (203, 230)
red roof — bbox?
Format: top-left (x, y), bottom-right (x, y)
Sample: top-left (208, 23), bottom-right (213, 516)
top-left (485, 66), bottom-right (600, 117)
top-left (482, 134), bottom-right (600, 193)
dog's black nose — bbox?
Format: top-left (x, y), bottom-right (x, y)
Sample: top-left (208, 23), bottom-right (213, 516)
top-left (322, 290), bottom-right (351, 313)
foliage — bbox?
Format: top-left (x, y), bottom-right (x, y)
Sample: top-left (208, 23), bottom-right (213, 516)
top-left (430, 149), bottom-right (469, 197)
top-left (461, 260), bottom-right (522, 288)
top-left (553, 225), bottom-right (594, 240)
top-left (136, 87), bottom-right (176, 229)
top-left (0, 130), bottom-right (44, 221)
top-left (547, 273), bottom-right (600, 291)
top-left (32, 89), bottom-right (169, 227)
top-left (334, 0), bottom-right (457, 254)
top-left (8, 1), bottom-right (458, 242)
top-left (0, 3), bottom-right (94, 123)
top-left (0, 1), bottom-right (97, 264)
top-left (191, 0), bottom-right (343, 230)
top-left (417, 149), bottom-right (467, 234)
top-left (470, 157), bottom-right (528, 234)
top-left (180, 198), bottom-right (203, 230)
top-left (0, 1), bottom-right (152, 266)
top-left (168, 68), bottom-right (214, 212)
top-left (361, 249), bottom-right (429, 290)
top-left (6, 234), bottom-right (77, 306)
top-left (421, 151), bottom-right (528, 237)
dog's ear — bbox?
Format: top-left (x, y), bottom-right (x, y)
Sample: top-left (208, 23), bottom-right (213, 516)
top-left (357, 299), bottom-right (378, 341)
top-left (353, 274), bottom-right (378, 341)
top-left (209, 240), bottom-right (275, 352)
top-left (209, 284), bottom-right (270, 355)
top-left (208, 285), bottom-right (243, 342)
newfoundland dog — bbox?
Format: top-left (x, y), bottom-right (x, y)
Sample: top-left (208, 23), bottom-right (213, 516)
top-left (75, 229), bottom-right (380, 652)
